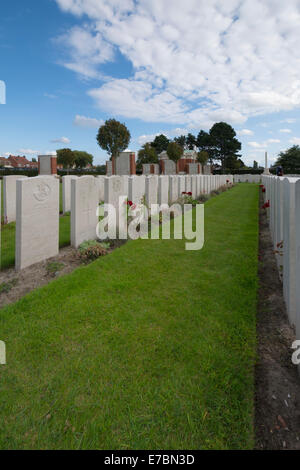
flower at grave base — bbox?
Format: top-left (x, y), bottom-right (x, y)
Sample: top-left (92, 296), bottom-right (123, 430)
top-left (262, 188), bottom-right (266, 193)
top-left (127, 200), bottom-right (133, 206)
top-left (259, 184), bottom-right (264, 188)
top-left (226, 179), bottom-right (229, 183)
top-left (188, 192), bottom-right (192, 196)
top-left (131, 203), bottom-right (137, 210)
top-left (262, 200), bottom-right (270, 209)
top-left (182, 191), bottom-right (187, 195)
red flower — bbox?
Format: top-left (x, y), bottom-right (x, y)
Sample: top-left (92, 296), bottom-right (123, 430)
top-left (127, 200), bottom-right (133, 206)
top-left (182, 191), bottom-right (187, 195)
top-left (259, 184), bottom-right (264, 188)
top-left (188, 192), bottom-right (192, 196)
top-left (262, 188), bottom-right (266, 193)
top-left (262, 200), bottom-right (270, 209)
top-left (226, 179), bottom-right (229, 183)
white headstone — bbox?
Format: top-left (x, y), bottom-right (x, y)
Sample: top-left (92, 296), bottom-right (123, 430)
top-left (169, 175), bottom-right (179, 203)
top-left (15, 176), bottom-right (59, 270)
top-left (158, 176), bottom-right (169, 205)
top-left (3, 175), bottom-right (28, 223)
top-left (145, 175), bottom-right (158, 214)
top-left (96, 175), bottom-right (105, 202)
top-left (62, 175), bottom-right (78, 214)
top-left (71, 176), bottom-right (99, 248)
top-left (128, 176), bottom-right (145, 204)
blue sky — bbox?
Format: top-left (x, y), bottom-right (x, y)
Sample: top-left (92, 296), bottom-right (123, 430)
top-left (1, 0), bottom-right (300, 166)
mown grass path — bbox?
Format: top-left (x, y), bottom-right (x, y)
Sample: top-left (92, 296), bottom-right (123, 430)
top-left (0, 184), bottom-right (259, 449)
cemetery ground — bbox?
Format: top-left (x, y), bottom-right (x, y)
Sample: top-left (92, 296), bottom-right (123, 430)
top-left (0, 184), bottom-right (259, 450)
top-left (255, 192), bottom-right (300, 450)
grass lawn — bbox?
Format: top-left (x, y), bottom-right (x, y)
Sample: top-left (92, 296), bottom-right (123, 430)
top-left (1, 182), bottom-right (69, 269)
top-left (0, 184), bottom-right (259, 450)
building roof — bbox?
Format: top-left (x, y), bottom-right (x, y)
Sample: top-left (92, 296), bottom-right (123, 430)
top-left (8, 155), bottom-right (31, 167)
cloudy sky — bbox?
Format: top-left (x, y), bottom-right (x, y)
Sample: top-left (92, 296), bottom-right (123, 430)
top-left (1, 0), bottom-right (300, 166)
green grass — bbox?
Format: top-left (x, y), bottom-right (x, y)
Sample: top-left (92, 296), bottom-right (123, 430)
top-left (0, 184), bottom-right (259, 450)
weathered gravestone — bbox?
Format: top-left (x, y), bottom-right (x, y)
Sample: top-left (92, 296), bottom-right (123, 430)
top-left (145, 175), bottom-right (158, 213)
top-left (62, 175), bottom-right (78, 214)
top-left (71, 176), bottom-right (99, 248)
top-left (15, 176), bottom-right (59, 270)
top-left (169, 175), bottom-right (179, 203)
top-left (158, 176), bottom-right (169, 205)
top-left (128, 176), bottom-right (145, 204)
top-left (3, 175), bottom-right (28, 223)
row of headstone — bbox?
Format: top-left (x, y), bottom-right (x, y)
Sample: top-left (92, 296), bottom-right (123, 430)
top-left (262, 175), bottom-right (300, 357)
top-left (2, 174), bottom-right (232, 271)
top-left (233, 174), bottom-right (262, 183)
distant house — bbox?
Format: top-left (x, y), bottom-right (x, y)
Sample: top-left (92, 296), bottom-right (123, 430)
top-left (0, 155), bottom-right (38, 169)
top-left (7, 155), bottom-right (32, 168)
top-left (0, 157), bottom-right (13, 168)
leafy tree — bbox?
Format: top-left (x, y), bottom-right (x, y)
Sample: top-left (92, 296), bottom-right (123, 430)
top-left (74, 151), bottom-right (94, 169)
top-left (151, 134), bottom-right (169, 154)
top-left (253, 160), bottom-right (258, 169)
top-left (167, 141), bottom-right (183, 162)
top-left (57, 148), bottom-right (76, 173)
top-left (197, 150), bottom-right (209, 166)
top-left (275, 145), bottom-right (300, 173)
top-left (209, 122), bottom-right (241, 171)
top-left (196, 130), bottom-right (214, 163)
top-left (32, 157), bottom-right (37, 162)
top-left (186, 133), bottom-right (197, 150)
top-left (136, 143), bottom-right (158, 170)
top-left (97, 119), bottom-right (131, 159)
top-left (174, 135), bottom-right (186, 150)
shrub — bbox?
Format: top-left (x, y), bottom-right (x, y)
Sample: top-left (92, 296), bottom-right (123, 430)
top-left (78, 240), bottom-right (109, 262)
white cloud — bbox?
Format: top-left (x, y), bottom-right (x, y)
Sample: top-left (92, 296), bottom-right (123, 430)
top-left (237, 129), bottom-right (254, 136)
top-left (55, 24), bottom-right (114, 79)
top-left (55, 0), bottom-right (300, 126)
top-left (248, 138), bottom-right (280, 149)
top-left (74, 114), bottom-right (104, 128)
top-left (51, 137), bottom-right (70, 144)
top-left (18, 148), bottom-right (40, 155)
top-left (281, 118), bottom-right (296, 123)
top-left (280, 128), bottom-right (292, 133)
top-left (44, 93), bottom-right (57, 99)
top-left (289, 137), bottom-right (300, 145)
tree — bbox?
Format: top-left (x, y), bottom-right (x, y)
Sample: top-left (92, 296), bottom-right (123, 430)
top-left (209, 122), bottom-right (241, 171)
top-left (275, 145), bottom-right (300, 173)
top-left (196, 130), bottom-right (214, 163)
top-left (151, 134), bottom-right (169, 154)
top-left (174, 135), bottom-right (186, 150)
top-left (186, 133), bottom-right (197, 150)
top-left (253, 160), bottom-right (258, 169)
top-left (97, 119), bottom-right (131, 159)
top-left (167, 141), bottom-right (183, 162)
top-left (136, 143), bottom-right (158, 170)
top-left (73, 150), bottom-right (94, 169)
top-left (32, 157), bottom-right (37, 162)
top-left (197, 150), bottom-right (209, 166)
top-left (57, 148), bottom-right (76, 173)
